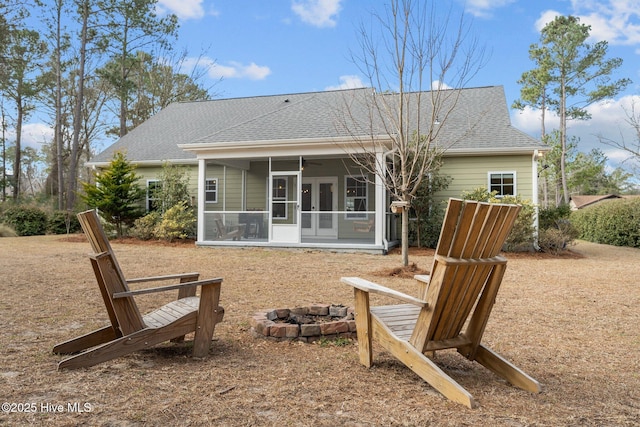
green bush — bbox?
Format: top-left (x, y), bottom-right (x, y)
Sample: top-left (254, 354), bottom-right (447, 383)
top-left (539, 204), bottom-right (572, 230)
top-left (537, 204), bottom-right (578, 254)
top-left (47, 211), bottom-right (81, 234)
top-left (153, 202), bottom-right (195, 242)
top-left (131, 211), bottom-right (161, 240)
top-left (1, 205), bottom-right (48, 236)
top-left (571, 198), bottom-right (640, 248)
top-left (461, 188), bottom-right (536, 252)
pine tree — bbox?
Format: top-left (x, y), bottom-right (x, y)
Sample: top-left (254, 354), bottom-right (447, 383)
top-left (81, 151), bottom-right (145, 237)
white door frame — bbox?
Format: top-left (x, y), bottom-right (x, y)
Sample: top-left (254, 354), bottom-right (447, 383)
top-left (301, 177), bottom-right (338, 238)
top-left (268, 171), bottom-right (301, 244)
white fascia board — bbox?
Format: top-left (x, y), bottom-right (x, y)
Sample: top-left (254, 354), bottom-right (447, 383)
top-left (179, 135), bottom-right (393, 159)
top-left (86, 158), bottom-right (199, 168)
top-left (442, 146), bottom-right (549, 157)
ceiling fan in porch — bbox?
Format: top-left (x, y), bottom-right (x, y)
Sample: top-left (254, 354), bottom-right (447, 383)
top-left (302, 158), bottom-right (323, 169)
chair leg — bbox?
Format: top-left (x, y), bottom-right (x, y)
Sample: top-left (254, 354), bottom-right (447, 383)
top-left (390, 338), bottom-right (476, 409)
top-left (57, 329), bottom-right (157, 370)
top-left (172, 275), bottom-right (199, 343)
top-left (472, 345), bottom-right (541, 393)
top-left (53, 326), bottom-right (118, 354)
top-left (192, 282), bottom-right (222, 358)
top-left (354, 289), bottom-right (373, 368)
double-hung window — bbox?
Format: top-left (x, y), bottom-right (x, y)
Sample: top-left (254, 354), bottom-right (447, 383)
top-left (205, 178), bottom-right (218, 203)
top-left (345, 176), bottom-right (367, 219)
top-left (488, 172), bottom-right (516, 197)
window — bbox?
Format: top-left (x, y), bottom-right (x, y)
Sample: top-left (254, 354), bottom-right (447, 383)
top-left (147, 180), bottom-right (161, 212)
top-left (488, 172), bottom-right (516, 197)
top-left (345, 176), bottom-right (367, 219)
top-left (205, 178), bottom-right (218, 203)
top-left (272, 177), bottom-right (288, 218)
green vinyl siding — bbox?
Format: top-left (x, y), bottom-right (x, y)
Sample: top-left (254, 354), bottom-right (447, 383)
top-left (245, 161), bottom-right (268, 210)
top-left (134, 165), bottom-right (199, 210)
top-left (436, 155), bottom-right (534, 201)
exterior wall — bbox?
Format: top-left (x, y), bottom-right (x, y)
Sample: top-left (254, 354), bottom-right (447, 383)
top-left (436, 154), bottom-right (535, 202)
top-left (133, 164), bottom-right (199, 209)
top-left (119, 153), bottom-right (536, 248)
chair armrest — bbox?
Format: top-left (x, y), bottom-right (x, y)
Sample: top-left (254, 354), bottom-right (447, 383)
top-left (126, 272), bottom-right (200, 284)
top-left (113, 277), bottom-right (223, 298)
top-left (341, 277), bottom-right (427, 307)
top-left (414, 274), bottom-right (431, 284)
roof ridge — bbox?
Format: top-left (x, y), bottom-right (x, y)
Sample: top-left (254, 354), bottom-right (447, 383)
top-left (178, 87), bottom-right (373, 105)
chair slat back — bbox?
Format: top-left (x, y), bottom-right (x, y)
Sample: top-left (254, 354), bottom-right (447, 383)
top-left (412, 199), bottom-right (520, 351)
top-left (91, 252), bottom-right (145, 334)
top-left (77, 210), bottom-right (144, 335)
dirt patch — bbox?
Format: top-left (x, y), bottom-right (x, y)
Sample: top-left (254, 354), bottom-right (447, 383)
top-left (1, 236), bottom-right (639, 425)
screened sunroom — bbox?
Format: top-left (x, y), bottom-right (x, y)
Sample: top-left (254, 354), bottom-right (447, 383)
top-left (193, 155), bottom-right (397, 253)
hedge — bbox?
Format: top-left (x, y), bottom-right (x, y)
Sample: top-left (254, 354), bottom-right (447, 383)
top-left (571, 198), bottom-right (640, 248)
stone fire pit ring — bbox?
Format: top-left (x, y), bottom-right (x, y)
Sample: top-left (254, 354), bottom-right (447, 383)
top-left (250, 304), bottom-right (356, 343)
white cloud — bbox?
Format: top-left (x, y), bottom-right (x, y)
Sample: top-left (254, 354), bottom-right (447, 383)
top-left (464, 0), bottom-right (516, 18)
top-left (9, 123), bottom-right (53, 149)
top-left (209, 61), bottom-right (271, 80)
top-left (157, 0), bottom-right (217, 21)
top-left (179, 56), bottom-right (271, 81)
top-left (325, 75), bottom-right (365, 90)
top-left (291, 0), bottom-right (342, 28)
top-left (537, 1), bottom-right (640, 46)
top-left (511, 96), bottom-right (640, 170)
top-left (431, 80), bottom-right (454, 90)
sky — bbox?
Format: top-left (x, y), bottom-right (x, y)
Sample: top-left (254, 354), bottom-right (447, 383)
top-left (20, 0), bottom-right (640, 178)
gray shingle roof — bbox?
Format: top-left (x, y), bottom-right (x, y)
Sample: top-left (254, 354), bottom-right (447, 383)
top-left (91, 85), bottom-right (546, 164)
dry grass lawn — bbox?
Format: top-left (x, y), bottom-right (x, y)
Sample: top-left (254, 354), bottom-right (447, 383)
top-left (0, 235), bottom-right (639, 426)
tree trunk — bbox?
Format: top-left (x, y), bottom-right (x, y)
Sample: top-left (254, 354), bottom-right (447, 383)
top-left (560, 79), bottom-right (569, 205)
top-left (67, 1), bottom-right (88, 211)
top-left (12, 98), bottom-right (23, 200)
top-left (401, 207), bottom-right (409, 267)
top-left (55, 0), bottom-right (64, 210)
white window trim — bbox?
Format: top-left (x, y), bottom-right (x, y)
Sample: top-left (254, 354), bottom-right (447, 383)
top-left (344, 175), bottom-right (368, 220)
top-left (488, 171), bottom-right (517, 198)
top-left (272, 176), bottom-right (288, 220)
top-left (205, 178), bottom-right (218, 203)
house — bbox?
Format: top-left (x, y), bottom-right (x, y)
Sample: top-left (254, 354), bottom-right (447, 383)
top-left (569, 194), bottom-right (622, 210)
top-left (89, 86), bottom-right (547, 253)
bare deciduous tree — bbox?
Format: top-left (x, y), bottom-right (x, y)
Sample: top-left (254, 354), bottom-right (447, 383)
top-left (338, 0), bottom-right (486, 266)
top-left (598, 100), bottom-right (640, 176)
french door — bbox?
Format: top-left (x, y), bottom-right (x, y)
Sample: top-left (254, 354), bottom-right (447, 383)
top-left (301, 177), bottom-right (338, 238)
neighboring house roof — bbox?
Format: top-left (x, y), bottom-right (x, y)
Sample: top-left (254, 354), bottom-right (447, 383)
top-left (91, 85), bottom-right (546, 165)
top-left (569, 194), bottom-right (621, 210)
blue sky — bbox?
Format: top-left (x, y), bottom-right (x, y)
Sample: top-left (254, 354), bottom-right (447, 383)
top-left (19, 0), bottom-right (640, 176)
top-left (156, 0), bottom-right (640, 174)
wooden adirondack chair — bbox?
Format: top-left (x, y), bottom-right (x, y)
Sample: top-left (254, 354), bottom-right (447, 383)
top-left (342, 198), bottom-right (540, 408)
top-left (53, 209), bottom-right (224, 370)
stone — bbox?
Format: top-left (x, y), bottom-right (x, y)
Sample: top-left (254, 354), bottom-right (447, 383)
top-left (270, 323), bottom-right (299, 338)
top-left (265, 310), bottom-right (279, 321)
top-left (253, 319), bottom-right (274, 336)
top-left (300, 324), bottom-right (321, 337)
top-left (275, 308), bottom-right (290, 319)
top-left (347, 320), bottom-right (357, 332)
top-left (308, 304), bottom-right (329, 316)
top-left (320, 320), bottom-right (349, 335)
top-left (329, 305), bottom-right (348, 317)
top-left (290, 307), bottom-right (309, 315)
